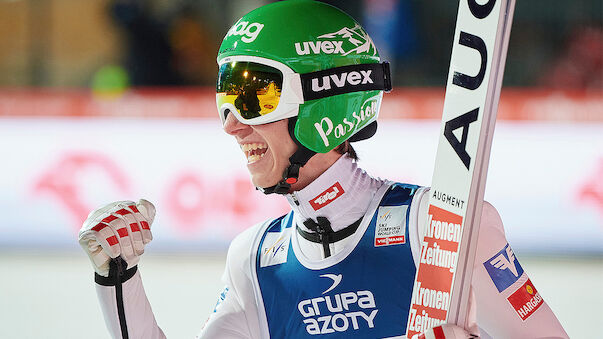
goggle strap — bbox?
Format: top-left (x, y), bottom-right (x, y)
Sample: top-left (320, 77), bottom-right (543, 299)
top-left (300, 62), bottom-right (392, 101)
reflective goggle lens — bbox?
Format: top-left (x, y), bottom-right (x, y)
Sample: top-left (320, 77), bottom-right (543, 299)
top-left (216, 61), bottom-right (283, 122)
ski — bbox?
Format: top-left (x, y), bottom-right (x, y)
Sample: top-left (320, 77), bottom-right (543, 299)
top-left (406, 0), bottom-right (516, 336)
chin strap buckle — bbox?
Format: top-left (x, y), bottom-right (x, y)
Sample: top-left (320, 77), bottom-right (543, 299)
top-left (283, 163), bottom-right (300, 184)
top-left (258, 117), bottom-right (316, 195)
top-left (259, 163), bottom-right (302, 195)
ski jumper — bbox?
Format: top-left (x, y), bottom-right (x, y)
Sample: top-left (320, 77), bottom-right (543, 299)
top-left (95, 156), bottom-right (568, 338)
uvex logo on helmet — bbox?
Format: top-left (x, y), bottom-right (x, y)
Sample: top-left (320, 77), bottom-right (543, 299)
top-left (227, 21), bottom-right (264, 43)
top-left (294, 24), bottom-right (376, 56)
top-left (311, 70), bottom-right (374, 93)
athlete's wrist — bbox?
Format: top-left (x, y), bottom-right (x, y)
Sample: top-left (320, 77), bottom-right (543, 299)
top-left (94, 257), bottom-right (138, 286)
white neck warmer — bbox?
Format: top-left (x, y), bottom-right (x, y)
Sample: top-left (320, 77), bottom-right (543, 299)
top-left (285, 155), bottom-right (385, 259)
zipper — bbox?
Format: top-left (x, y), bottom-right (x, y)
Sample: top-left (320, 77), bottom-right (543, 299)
top-left (290, 191), bottom-right (300, 206)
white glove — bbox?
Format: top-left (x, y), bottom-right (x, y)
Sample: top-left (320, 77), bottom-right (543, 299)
top-left (79, 199), bottom-right (155, 277)
top-left (410, 323), bottom-right (476, 339)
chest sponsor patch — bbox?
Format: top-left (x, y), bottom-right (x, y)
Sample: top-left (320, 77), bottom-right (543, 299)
top-left (260, 228), bottom-right (291, 267)
top-left (374, 206), bottom-right (408, 247)
top-left (483, 243), bottom-right (524, 292)
top-left (309, 182), bottom-right (345, 211)
top-left (298, 274), bottom-right (379, 335)
top-left (507, 279), bottom-right (543, 321)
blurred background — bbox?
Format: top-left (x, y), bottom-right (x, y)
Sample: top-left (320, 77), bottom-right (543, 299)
top-left (0, 0), bottom-right (601, 338)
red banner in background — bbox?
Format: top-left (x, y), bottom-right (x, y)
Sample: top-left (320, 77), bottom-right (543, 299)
top-left (0, 88), bottom-right (600, 121)
top-left (0, 88), bottom-right (601, 251)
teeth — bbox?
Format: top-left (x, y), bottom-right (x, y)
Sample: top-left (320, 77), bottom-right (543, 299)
top-left (241, 143), bottom-right (267, 153)
top-left (247, 151), bottom-right (266, 164)
top-left (241, 143), bottom-right (267, 163)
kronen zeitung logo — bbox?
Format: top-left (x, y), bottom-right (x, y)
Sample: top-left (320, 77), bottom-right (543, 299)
top-left (227, 21), bottom-right (264, 43)
top-left (297, 274), bottom-right (378, 335)
top-left (314, 98), bottom-right (379, 148)
top-left (407, 281), bottom-right (449, 333)
top-left (311, 70), bottom-right (374, 93)
top-left (295, 24), bottom-right (376, 56)
top-left (420, 213), bottom-right (462, 273)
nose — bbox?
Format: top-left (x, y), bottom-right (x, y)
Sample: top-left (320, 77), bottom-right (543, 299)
top-left (223, 110), bottom-right (251, 137)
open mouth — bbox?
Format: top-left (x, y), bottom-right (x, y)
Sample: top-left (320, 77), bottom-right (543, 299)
top-left (241, 143), bottom-right (268, 164)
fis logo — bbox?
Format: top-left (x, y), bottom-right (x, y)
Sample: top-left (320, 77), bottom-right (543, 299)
top-left (227, 21), bottom-right (264, 43)
top-left (311, 70), bottom-right (374, 93)
top-left (375, 206), bottom-right (407, 247)
top-left (297, 274), bottom-right (379, 335)
top-left (310, 182), bottom-right (345, 210)
top-left (295, 24), bottom-right (376, 56)
top-left (483, 243), bottom-right (525, 292)
top-left (260, 228), bottom-right (292, 268)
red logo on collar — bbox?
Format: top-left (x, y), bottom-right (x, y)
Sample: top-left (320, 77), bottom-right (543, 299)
top-left (310, 182), bottom-right (345, 211)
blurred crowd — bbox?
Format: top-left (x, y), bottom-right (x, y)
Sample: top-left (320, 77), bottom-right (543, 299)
top-left (539, 26), bottom-right (602, 89)
top-left (0, 0), bottom-right (601, 89)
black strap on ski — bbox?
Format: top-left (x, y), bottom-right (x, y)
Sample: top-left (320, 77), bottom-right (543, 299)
top-left (94, 257), bottom-right (135, 339)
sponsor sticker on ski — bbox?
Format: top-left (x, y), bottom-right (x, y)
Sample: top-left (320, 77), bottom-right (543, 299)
top-left (375, 206), bottom-right (407, 247)
top-left (483, 243), bottom-right (524, 292)
top-left (310, 182), bottom-right (344, 211)
top-left (407, 205), bottom-right (463, 335)
top-left (507, 279), bottom-right (543, 321)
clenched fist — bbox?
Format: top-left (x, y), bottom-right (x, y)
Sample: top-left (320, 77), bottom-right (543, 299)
top-left (79, 199), bottom-right (155, 277)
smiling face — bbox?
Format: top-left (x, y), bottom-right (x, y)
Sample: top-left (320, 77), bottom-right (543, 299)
top-left (223, 112), bottom-right (297, 188)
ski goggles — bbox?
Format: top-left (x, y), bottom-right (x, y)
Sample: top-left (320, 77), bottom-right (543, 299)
top-left (216, 55), bottom-right (391, 125)
top-left (216, 56), bottom-right (302, 125)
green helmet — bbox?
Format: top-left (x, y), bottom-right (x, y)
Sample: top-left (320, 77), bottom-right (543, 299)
top-left (216, 0), bottom-right (391, 193)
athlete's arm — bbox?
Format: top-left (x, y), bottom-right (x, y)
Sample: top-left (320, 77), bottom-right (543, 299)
top-left (79, 200), bottom-right (165, 339)
top-left (413, 191), bottom-right (568, 337)
top-left (472, 202), bottom-right (568, 338)
top-left (198, 224), bottom-right (266, 339)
